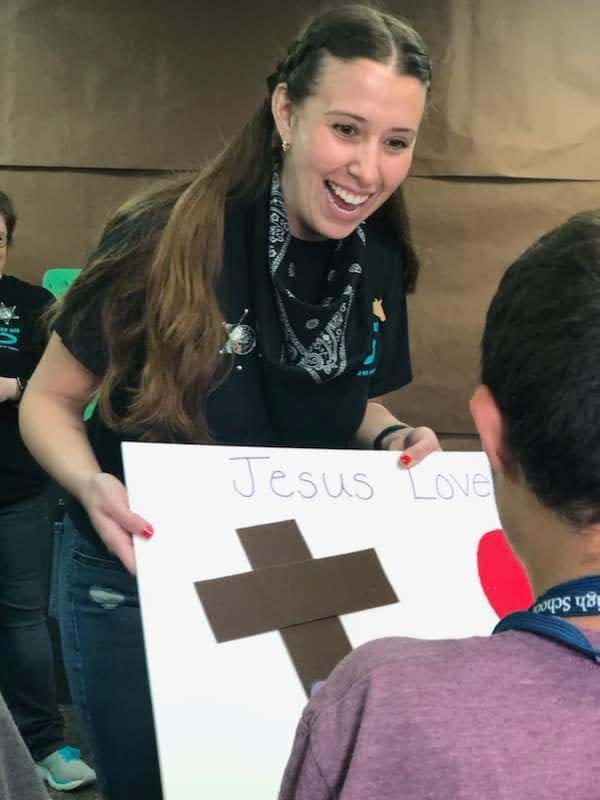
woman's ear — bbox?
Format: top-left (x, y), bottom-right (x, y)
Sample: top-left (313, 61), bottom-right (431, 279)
top-left (271, 83), bottom-right (294, 144)
top-left (470, 385), bottom-right (512, 474)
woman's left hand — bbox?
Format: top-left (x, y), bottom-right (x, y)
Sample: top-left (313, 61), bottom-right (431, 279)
top-left (386, 426), bottom-right (441, 468)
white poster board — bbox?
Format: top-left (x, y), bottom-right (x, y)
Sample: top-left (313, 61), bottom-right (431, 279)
top-left (122, 444), bottom-right (507, 799)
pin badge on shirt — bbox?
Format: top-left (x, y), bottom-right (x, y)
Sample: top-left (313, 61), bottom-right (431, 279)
top-left (372, 299), bottom-right (386, 322)
top-left (219, 308), bottom-right (256, 356)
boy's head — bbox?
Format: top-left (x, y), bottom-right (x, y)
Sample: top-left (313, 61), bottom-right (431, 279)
top-left (471, 210), bottom-right (600, 562)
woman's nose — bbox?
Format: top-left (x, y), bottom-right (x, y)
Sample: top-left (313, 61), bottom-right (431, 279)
top-left (347, 144), bottom-right (380, 188)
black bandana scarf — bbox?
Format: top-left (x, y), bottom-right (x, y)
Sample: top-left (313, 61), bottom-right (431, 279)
top-left (268, 171), bottom-right (368, 383)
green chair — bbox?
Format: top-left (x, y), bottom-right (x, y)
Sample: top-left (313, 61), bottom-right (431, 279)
top-left (42, 267), bottom-right (96, 420)
top-left (42, 268), bottom-right (82, 298)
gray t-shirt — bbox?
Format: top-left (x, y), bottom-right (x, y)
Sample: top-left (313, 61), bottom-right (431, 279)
top-left (279, 630), bottom-right (600, 799)
top-left (0, 692), bottom-right (48, 799)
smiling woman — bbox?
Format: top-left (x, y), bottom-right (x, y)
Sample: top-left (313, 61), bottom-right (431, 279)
top-left (273, 56), bottom-right (427, 241)
top-left (18, 5), bottom-right (439, 799)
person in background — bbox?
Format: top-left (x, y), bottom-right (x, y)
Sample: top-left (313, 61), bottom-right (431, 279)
top-left (0, 191), bottom-right (96, 792)
top-left (279, 209), bottom-right (600, 800)
top-left (20, 6), bottom-right (440, 798)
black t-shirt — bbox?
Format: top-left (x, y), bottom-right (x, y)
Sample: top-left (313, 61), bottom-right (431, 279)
top-left (0, 275), bottom-right (53, 506)
top-left (54, 196), bottom-right (412, 540)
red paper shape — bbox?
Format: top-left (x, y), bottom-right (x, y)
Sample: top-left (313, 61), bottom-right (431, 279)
top-left (477, 529), bottom-right (534, 618)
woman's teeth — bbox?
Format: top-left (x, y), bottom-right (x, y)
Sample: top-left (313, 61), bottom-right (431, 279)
top-left (326, 181), bottom-right (370, 206)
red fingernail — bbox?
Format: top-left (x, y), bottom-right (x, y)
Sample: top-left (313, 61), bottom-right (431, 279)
top-left (141, 526), bottom-right (154, 539)
top-left (401, 454), bottom-right (412, 467)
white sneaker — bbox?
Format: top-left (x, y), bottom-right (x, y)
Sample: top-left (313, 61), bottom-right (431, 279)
top-left (35, 746), bottom-right (96, 792)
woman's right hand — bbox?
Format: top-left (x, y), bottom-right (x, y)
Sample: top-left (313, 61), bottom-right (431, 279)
top-left (79, 472), bottom-right (154, 575)
top-left (19, 335), bottom-right (153, 576)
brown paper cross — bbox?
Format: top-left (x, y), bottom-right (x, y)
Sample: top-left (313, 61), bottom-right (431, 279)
top-left (195, 519), bottom-right (398, 695)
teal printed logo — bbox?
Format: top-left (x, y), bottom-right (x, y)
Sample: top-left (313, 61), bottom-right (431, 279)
top-left (0, 325), bottom-right (21, 351)
top-left (357, 320), bottom-right (379, 377)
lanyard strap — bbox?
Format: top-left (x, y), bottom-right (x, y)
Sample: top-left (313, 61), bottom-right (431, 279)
top-left (493, 574), bottom-right (600, 663)
top-left (531, 574), bottom-right (600, 617)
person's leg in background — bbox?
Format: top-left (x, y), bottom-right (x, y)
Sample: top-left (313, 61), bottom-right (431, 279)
top-left (58, 515), bottom-right (163, 800)
top-left (0, 492), bottom-right (95, 792)
top-left (0, 493), bottom-right (63, 756)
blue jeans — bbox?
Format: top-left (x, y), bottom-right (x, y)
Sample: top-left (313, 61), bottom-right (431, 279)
top-left (0, 492), bottom-right (64, 761)
top-left (58, 516), bottom-right (162, 800)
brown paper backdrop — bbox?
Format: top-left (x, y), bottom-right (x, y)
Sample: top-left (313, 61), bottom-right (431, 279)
top-left (392, 177), bottom-right (600, 436)
top-left (0, 0), bottom-right (323, 169)
top-left (2, 0), bottom-right (600, 444)
top-left (1, 170), bottom-right (162, 277)
top-left (2, 0), bottom-right (599, 175)
top-left (405, 0), bottom-right (600, 179)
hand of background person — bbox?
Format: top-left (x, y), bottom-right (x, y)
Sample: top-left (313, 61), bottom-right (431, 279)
top-left (0, 376), bottom-right (20, 403)
top-left (79, 472), bottom-right (154, 575)
top-left (386, 426), bottom-right (442, 468)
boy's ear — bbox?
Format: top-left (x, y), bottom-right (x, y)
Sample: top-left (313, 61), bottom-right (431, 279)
top-left (470, 385), bottom-right (512, 474)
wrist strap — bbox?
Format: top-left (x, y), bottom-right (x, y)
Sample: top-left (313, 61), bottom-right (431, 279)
top-left (11, 376), bottom-right (25, 404)
top-left (373, 423), bottom-right (410, 451)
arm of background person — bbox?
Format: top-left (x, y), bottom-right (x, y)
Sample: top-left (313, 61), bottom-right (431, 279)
top-left (19, 331), bottom-right (151, 574)
top-left (0, 377), bottom-right (20, 403)
top-left (352, 398), bottom-right (441, 466)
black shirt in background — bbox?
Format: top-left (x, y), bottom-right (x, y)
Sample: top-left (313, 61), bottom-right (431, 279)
top-left (0, 275), bottom-right (53, 506)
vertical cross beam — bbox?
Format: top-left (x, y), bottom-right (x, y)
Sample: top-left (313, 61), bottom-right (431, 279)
top-left (237, 520), bottom-right (355, 695)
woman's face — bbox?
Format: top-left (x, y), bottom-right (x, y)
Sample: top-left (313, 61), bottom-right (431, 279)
top-left (273, 55), bottom-right (427, 241)
top-left (0, 214), bottom-right (7, 276)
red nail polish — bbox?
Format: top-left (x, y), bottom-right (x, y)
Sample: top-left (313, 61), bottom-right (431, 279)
top-left (141, 526), bottom-right (154, 539)
top-left (401, 454), bottom-right (412, 467)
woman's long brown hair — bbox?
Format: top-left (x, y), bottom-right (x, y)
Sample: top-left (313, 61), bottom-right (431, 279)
top-left (53, 4), bottom-right (431, 443)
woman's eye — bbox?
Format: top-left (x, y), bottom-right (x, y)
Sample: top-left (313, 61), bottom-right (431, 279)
top-left (387, 138), bottom-right (409, 151)
top-left (333, 123), bottom-right (357, 137)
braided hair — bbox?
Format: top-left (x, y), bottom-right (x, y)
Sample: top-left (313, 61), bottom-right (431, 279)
top-left (267, 6), bottom-right (431, 114)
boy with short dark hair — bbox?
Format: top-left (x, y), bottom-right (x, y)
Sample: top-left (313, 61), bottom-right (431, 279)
top-left (280, 210), bottom-right (600, 800)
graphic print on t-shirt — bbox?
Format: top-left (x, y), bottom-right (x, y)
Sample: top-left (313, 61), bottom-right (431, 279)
top-left (372, 298), bottom-right (386, 322)
top-left (0, 302), bottom-right (19, 324)
top-left (0, 303), bottom-right (21, 351)
top-left (358, 299), bottom-right (386, 378)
